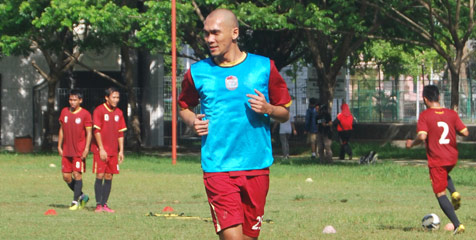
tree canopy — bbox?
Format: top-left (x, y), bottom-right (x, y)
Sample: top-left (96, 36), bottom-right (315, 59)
top-left (369, 0), bottom-right (476, 110)
top-left (151, 0), bottom-right (384, 108)
top-left (0, 0), bottom-right (173, 149)
top-left (1, 0), bottom-right (475, 149)
top-left (1, 0), bottom-right (94, 148)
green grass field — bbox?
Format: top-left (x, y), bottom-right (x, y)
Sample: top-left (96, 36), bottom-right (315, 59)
top-left (1, 151), bottom-right (475, 239)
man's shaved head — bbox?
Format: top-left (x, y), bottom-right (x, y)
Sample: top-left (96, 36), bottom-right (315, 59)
top-left (203, 8), bottom-right (242, 62)
top-left (205, 9), bottom-right (239, 29)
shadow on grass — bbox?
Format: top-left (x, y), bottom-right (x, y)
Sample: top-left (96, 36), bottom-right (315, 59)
top-left (48, 203), bottom-right (70, 209)
top-left (378, 225), bottom-right (421, 232)
top-left (274, 157), bottom-right (372, 167)
top-left (136, 155), bottom-right (201, 164)
top-left (48, 203), bottom-right (96, 211)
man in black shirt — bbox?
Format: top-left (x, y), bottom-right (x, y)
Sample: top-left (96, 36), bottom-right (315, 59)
top-left (316, 104), bottom-right (333, 163)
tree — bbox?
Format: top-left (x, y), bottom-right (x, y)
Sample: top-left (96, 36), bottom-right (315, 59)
top-left (225, 2), bottom-right (310, 70)
top-left (140, 1), bottom-right (308, 71)
top-left (163, 1), bottom-right (384, 109)
top-left (295, 0), bottom-right (384, 108)
top-left (356, 40), bottom-right (446, 87)
top-left (0, 0), bottom-right (94, 149)
top-left (1, 0), bottom-right (175, 150)
top-left (86, 0), bottom-right (145, 151)
top-left (230, 0), bottom-right (385, 108)
top-left (65, 0), bottom-right (174, 151)
top-left (370, 0), bottom-right (476, 111)
top-left (144, 0), bottom-right (309, 70)
top-left (354, 40), bottom-right (447, 121)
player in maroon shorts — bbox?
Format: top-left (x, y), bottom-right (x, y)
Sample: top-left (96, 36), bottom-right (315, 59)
top-left (58, 89), bottom-right (92, 211)
top-left (406, 85), bottom-right (468, 235)
top-left (91, 87), bottom-right (127, 213)
top-left (179, 9), bottom-right (291, 239)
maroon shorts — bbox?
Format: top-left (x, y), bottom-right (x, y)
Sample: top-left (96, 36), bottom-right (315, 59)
top-left (93, 154), bottom-right (119, 174)
top-left (62, 156), bottom-right (85, 173)
top-left (429, 165), bottom-right (455, 193)
top-left (203, 173), bottom-right (269, 238)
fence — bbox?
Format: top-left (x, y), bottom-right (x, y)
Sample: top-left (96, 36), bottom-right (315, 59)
top-left (4, 76), bottom-right (474, 146)
top-left (52, 77), bottom-right (476, 147)
top-left (56, 88), bottom-right (142, 114)
top-left (164, 76), bottom-right (476, 124)
top-left (349, 78), bottom-right (476, 123)
top-left (35, 88), bottom-right (142, 145)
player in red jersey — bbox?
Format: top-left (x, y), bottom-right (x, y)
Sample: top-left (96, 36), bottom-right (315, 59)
top-left (58, 89), bottom-right (92, 210)
top-left (406, 85), bottom-right (468, 235)
top-left (91, 87), bottom-right (127, 213)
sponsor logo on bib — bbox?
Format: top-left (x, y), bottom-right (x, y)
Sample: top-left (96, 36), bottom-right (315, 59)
top-left (225, 75), bottom-right (238, 91)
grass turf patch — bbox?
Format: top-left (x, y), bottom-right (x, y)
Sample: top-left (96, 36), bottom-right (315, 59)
top-left (0, 153), bottom-right (475, 239)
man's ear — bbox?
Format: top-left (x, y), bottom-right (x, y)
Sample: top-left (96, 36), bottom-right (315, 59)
top-left (232, 27), bottom-right (239, 41)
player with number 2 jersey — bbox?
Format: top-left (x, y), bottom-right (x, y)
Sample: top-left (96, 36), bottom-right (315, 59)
top-left (407, 85), bottom-right (468, 235)
top-left (417, 105), bottom-right (466, 167)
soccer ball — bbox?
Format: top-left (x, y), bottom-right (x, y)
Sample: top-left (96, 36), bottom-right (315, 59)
top-left (422, 213), bottom-right (440, 230)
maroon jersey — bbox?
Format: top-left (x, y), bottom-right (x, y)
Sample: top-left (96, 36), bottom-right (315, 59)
top-left (417, 107), bottom-right (467, 167)
top-left (59, 107), bottom-right (92, 157)
top-left (91, 103), bottom-right (127, 156)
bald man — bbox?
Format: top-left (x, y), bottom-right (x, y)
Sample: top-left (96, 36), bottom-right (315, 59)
top-left (179, 9), bottom-right (292, 240)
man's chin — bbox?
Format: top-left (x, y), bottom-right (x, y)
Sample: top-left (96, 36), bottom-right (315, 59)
top-left (208, 49), bottom-right (220, 56)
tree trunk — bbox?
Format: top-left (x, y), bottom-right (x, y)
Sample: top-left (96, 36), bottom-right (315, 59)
top-left (42, 75), bottom-right (59, 151)
top-left (448, 46), bottom-right (463, 112)
top-left (121, 45), bottom-right (142, 151)
top-left (450, 70), bottom-right (460, 111)
top-left (319, 77), bottom-right (335, 110)
top-left (305, 29), bottom-right (350, 113)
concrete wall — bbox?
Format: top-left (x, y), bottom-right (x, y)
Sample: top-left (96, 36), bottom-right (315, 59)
top-left (0, 51), bottom-right (46, 146)
top-left (1, 50), bottom-right (166, 148)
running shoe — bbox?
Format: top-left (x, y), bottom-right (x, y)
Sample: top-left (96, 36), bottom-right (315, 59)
top-left (94, 205), bottom-right (103, 213)
top-left (453, 224), bottom-right (465, 235)
top-left (69, 201), bottom-right (79, 211)
top-left (451, 192), bottom-right (461, 211)
top-left (102, 204), bottom-right (115, 213)
top-left (79, 194), bottom-right (89, 210)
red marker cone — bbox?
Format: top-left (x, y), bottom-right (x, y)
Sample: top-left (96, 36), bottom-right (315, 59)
top-left (162, 206), bottom-right (174, 212)
top-left (44, 209), bottom-right (57, 215)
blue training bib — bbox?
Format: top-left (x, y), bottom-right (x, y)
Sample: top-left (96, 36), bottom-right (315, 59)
top-left (191, 53), bottom-right (274, 172)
